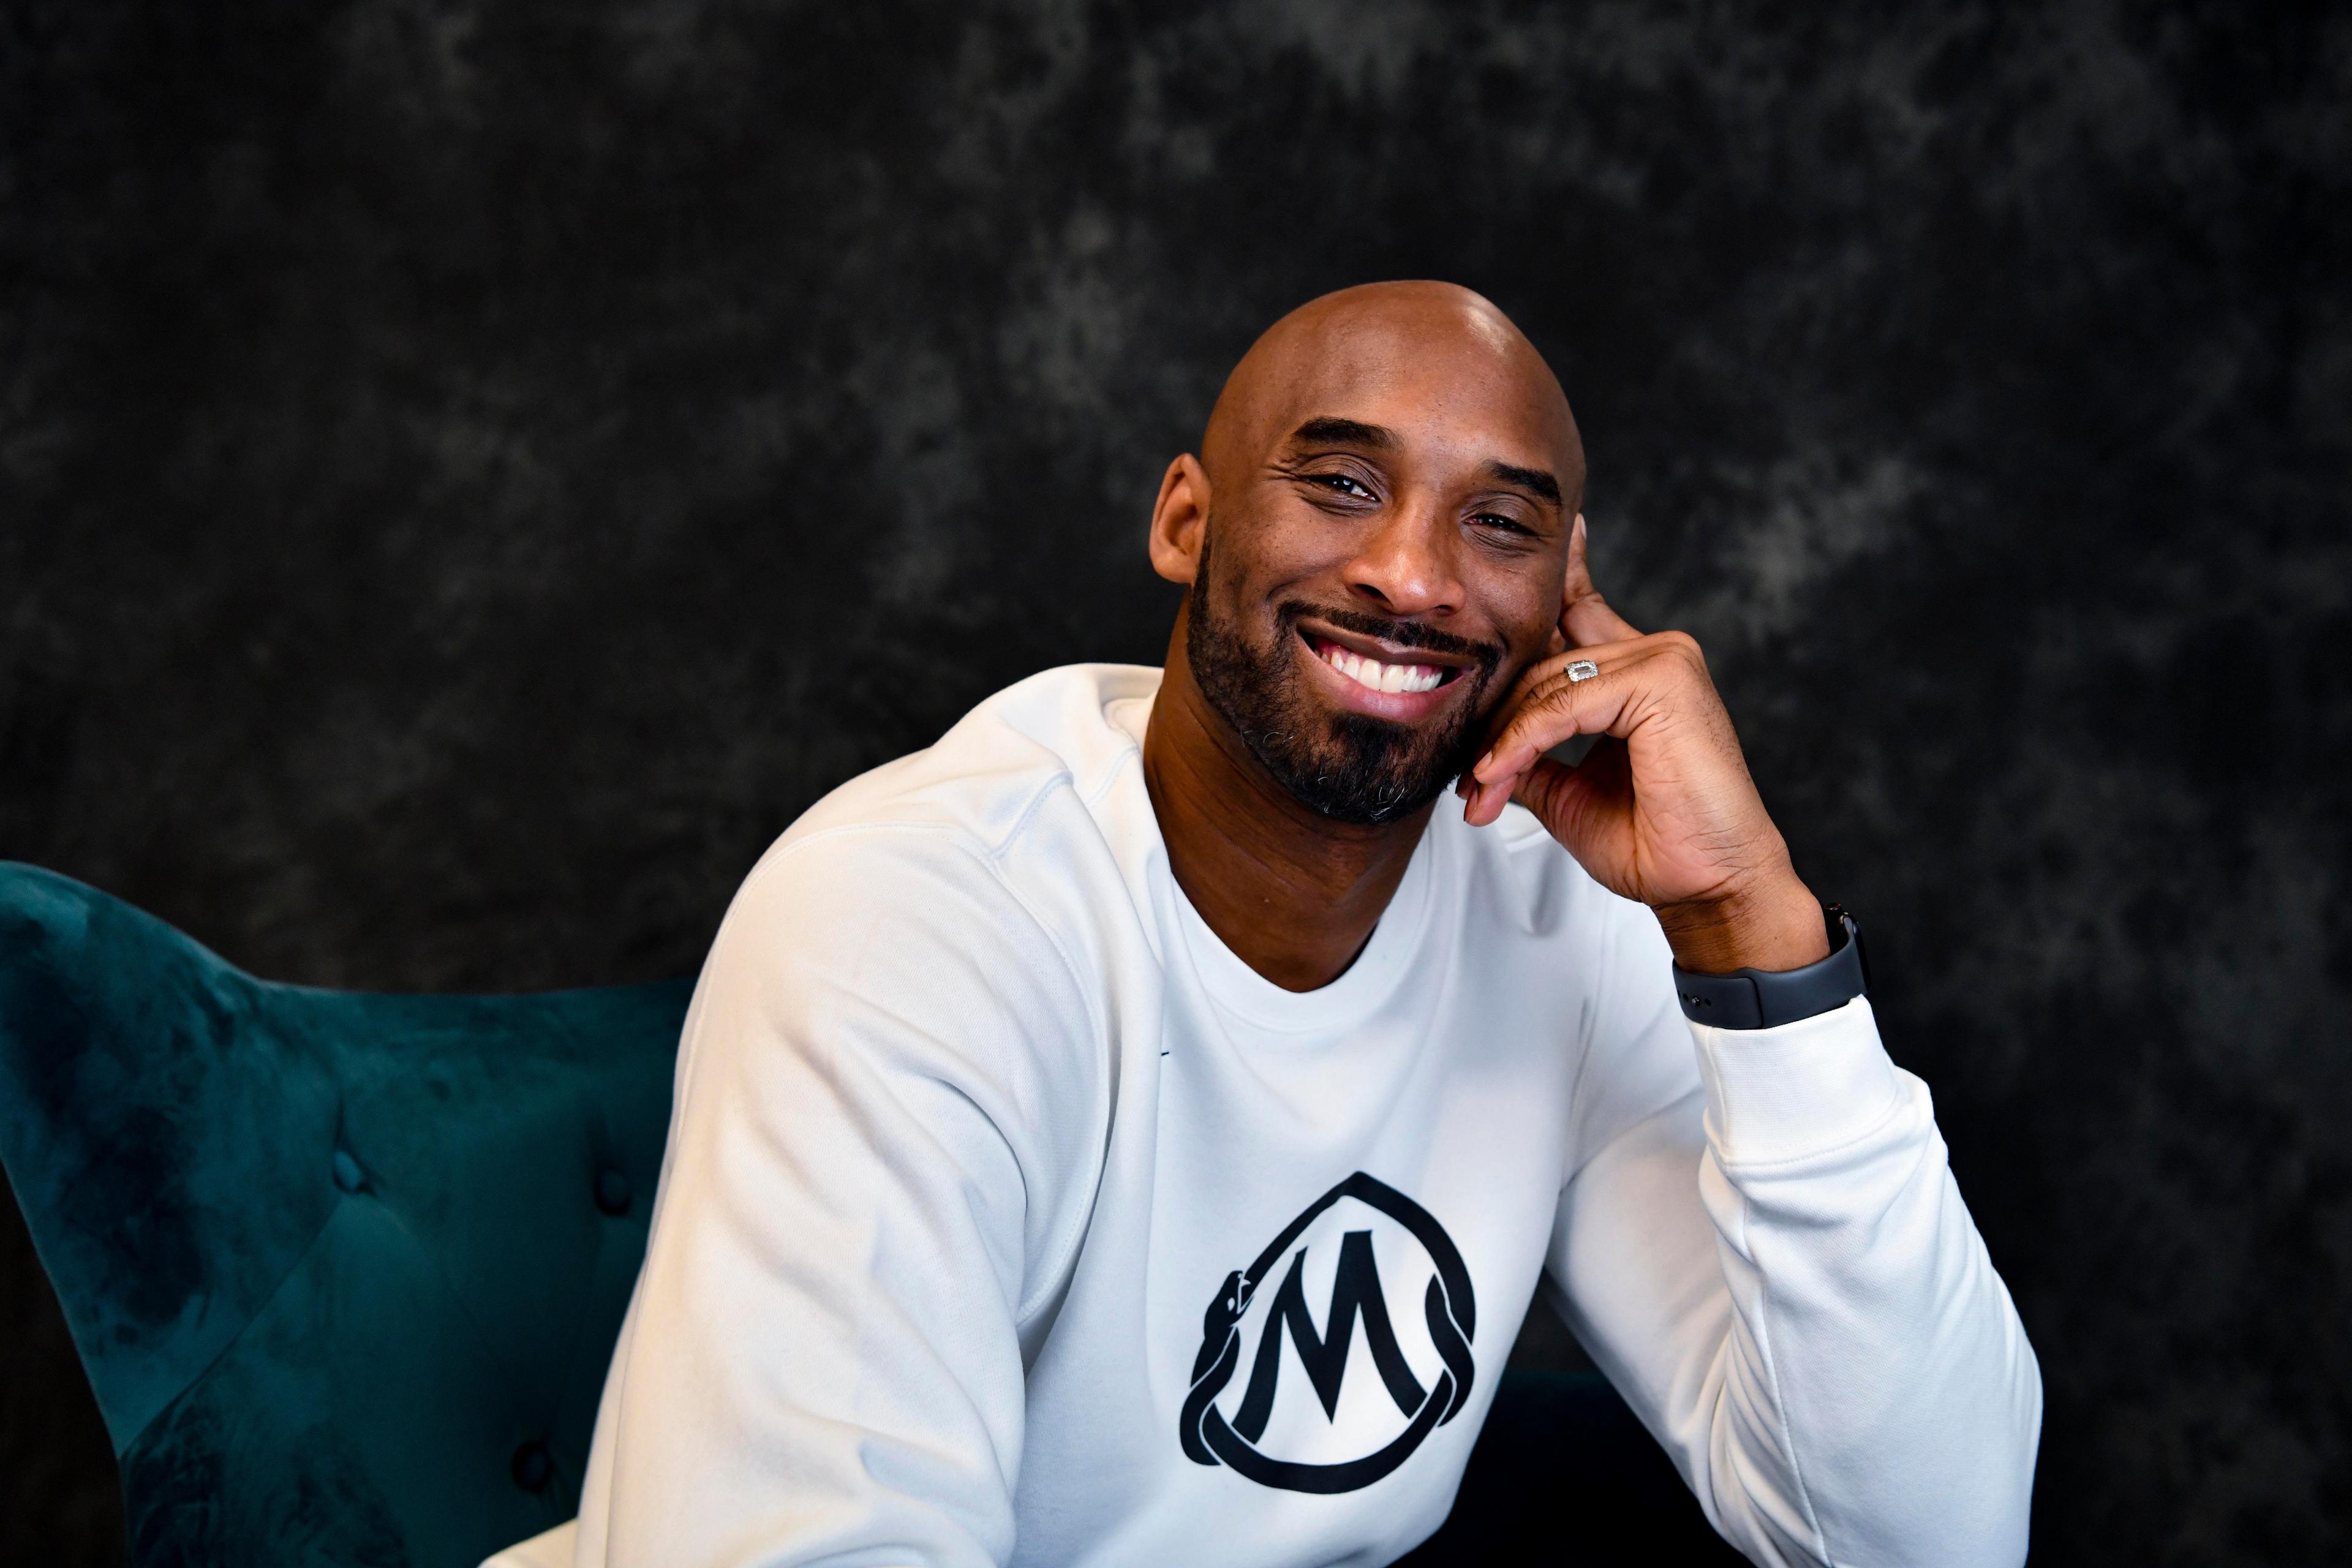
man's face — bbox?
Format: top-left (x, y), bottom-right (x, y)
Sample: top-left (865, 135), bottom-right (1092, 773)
top-left (1182, 317), bottom-right (1581, 824)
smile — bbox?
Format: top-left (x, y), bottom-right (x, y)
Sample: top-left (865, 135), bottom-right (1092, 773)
top-left (1305, 634), bottom-right (1460, 696)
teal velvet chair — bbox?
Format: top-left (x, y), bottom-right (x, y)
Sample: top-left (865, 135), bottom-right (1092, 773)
top-left (0, 860), bottom-right (1740, 1568)
top-left (0, 862), bottom-right (689, 1567)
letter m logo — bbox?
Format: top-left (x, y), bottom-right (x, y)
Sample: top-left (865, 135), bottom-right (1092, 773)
top-left (1231, 1231), bottom-right (1427, 1442)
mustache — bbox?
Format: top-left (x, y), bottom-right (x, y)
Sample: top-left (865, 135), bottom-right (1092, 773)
top-left (1274, 600), bottom-right (1504, 675)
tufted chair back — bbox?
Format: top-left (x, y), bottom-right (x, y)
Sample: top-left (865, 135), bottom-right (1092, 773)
top-left (0, 862), bottom-right (692, 1568)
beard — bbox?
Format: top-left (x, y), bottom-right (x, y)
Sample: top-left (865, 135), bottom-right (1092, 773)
top-left (1185, 541), bottom-right (1504, 826)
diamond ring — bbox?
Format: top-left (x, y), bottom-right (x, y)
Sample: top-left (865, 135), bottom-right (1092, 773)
top-left (1566, 659), bottom-right (1600, 683)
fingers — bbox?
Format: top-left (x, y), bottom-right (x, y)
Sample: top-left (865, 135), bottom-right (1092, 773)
top-left (1508, 741), bottom-right (1628, 853)
top-left (1483, 636), bottom-right (1648, 761)
top-left (1561, 514), bottom-right (1641, 649)
top-left (1461, 630), bottom-right (1708, 825)
top-left (1500, 755), bottom-right (1582, 837)
top-left (1460, 766), bottom-right (1520, 826)
top-left (1459, 658), bottom-right (1631, 826)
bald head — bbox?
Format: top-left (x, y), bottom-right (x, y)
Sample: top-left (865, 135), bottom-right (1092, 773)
top-left (1201, 281), bottom-right (1584, 511)
top-left (1143, 281), bottom-right (1592, 829)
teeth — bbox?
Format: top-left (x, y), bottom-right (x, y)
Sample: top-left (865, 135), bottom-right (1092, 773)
top-left (1318, 641), bottom-right (1444, 696)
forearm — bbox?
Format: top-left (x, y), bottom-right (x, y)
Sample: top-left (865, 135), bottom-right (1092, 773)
top-left (1695, 1000), bottom-right (2040, 1566)
top-left (1556, 998), bottom-right (2040, 1568)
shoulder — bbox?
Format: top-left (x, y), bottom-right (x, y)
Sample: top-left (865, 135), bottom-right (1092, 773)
top-left (686, 786), bottom-right (1110, 1191)
top-left (730, 663), bottom-right (1155, 998)
top-left (703, 665), bottom-right (1159, 1050)
top-left (777, 663), bottom-right (1158, 861)
top-left (717, 818), bottom-right (1093, 1052)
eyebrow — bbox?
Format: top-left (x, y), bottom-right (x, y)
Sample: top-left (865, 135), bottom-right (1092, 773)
top-left (1289, 416), bottom-right (1398, 449)
top-left (1483, 459), bottom-right (1562, 506)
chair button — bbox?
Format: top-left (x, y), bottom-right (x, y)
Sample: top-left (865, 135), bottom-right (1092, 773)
top-left (331, 1148), bottom-right (365, 1194)
top-left (510, 1439), bottom-right (553, 1492)
top-left (594, 1167), bottom-right (632, 1216)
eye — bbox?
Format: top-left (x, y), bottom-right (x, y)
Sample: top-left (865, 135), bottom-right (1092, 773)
top-left (1310, 473), bottom-right (1375, 499)
top-left (1472, 511), bottom-right (1534, 537)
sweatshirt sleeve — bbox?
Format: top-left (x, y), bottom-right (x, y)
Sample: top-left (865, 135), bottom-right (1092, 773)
top-left (1543, 905), bottom-right (2042, 1568)
top-left (568, 826), bottom-right (1105, 1568)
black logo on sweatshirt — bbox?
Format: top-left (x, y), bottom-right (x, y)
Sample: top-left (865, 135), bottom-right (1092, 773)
top-left (1180, 1172), bottom-right (1476, 1493)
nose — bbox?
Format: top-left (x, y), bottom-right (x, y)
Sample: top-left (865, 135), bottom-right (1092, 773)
top-left (1341, 497), bottom-right (1465, 622)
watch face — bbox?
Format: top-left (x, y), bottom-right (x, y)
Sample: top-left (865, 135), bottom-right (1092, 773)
top-left (1823, 908), bottom-right (1868, 990)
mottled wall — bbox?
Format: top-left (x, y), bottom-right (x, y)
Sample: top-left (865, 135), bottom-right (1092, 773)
top-left (3, 1), bottom-right (2347, 1562)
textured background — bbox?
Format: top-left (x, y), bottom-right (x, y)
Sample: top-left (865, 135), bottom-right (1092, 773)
top-left (4, 1), bottom-right (2348, 1562)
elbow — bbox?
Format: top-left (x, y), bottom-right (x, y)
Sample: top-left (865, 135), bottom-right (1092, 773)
top-left (1886, 1298), bottom-right (2045, 1567)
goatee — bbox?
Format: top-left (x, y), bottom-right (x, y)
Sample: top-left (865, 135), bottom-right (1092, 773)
top-left (1184, 543), bottom-right (1502, 826)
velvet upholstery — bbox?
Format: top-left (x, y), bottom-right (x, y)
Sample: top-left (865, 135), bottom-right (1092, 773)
top-left (0, 861), bottom-right (1740, 1567)
top-left (0, 863), bottom-right (688, 1567)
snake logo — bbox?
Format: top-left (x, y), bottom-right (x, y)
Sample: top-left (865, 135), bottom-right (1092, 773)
top-left (1179, 1171), bottom-right (1476, 1494)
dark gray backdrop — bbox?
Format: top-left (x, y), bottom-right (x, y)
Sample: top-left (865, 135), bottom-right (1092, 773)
top-left (4, 1), bottom-right (2348, 1562)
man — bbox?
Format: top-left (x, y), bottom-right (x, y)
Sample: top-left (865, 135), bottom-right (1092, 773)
top-left (491, 282), bottom-right (2040, 1568)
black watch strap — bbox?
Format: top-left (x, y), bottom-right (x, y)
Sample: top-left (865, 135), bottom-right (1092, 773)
top-left (1672, 905), bottom-right (1869, 1030)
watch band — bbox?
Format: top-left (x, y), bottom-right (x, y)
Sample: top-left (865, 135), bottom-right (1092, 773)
top-left (1672, 905), bottom-right (1869, 1030)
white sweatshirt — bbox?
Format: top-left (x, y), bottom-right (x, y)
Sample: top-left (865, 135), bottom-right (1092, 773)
top-left (488, 664), bottom-right (2040, 1568)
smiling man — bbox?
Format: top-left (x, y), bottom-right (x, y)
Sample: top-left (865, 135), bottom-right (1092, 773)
top-left (489, 283), bottom-right (2040, 1568)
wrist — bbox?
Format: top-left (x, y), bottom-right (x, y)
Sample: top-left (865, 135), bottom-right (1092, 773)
top-left (1655, 871), bottom-right (1829, 974)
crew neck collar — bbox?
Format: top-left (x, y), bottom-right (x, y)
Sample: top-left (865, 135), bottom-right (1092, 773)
top-left (1104, 677), bottom-right (1442, 1033)
top-left (1165, 806), bottom-right (1439, 1036)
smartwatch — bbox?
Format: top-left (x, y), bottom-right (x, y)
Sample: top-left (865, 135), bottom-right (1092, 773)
top-left (1672, 904), bottom-right (1869, 1030)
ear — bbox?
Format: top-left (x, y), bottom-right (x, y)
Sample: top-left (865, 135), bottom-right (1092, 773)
top-left (1147, 454), bottom-right (1212, 586)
